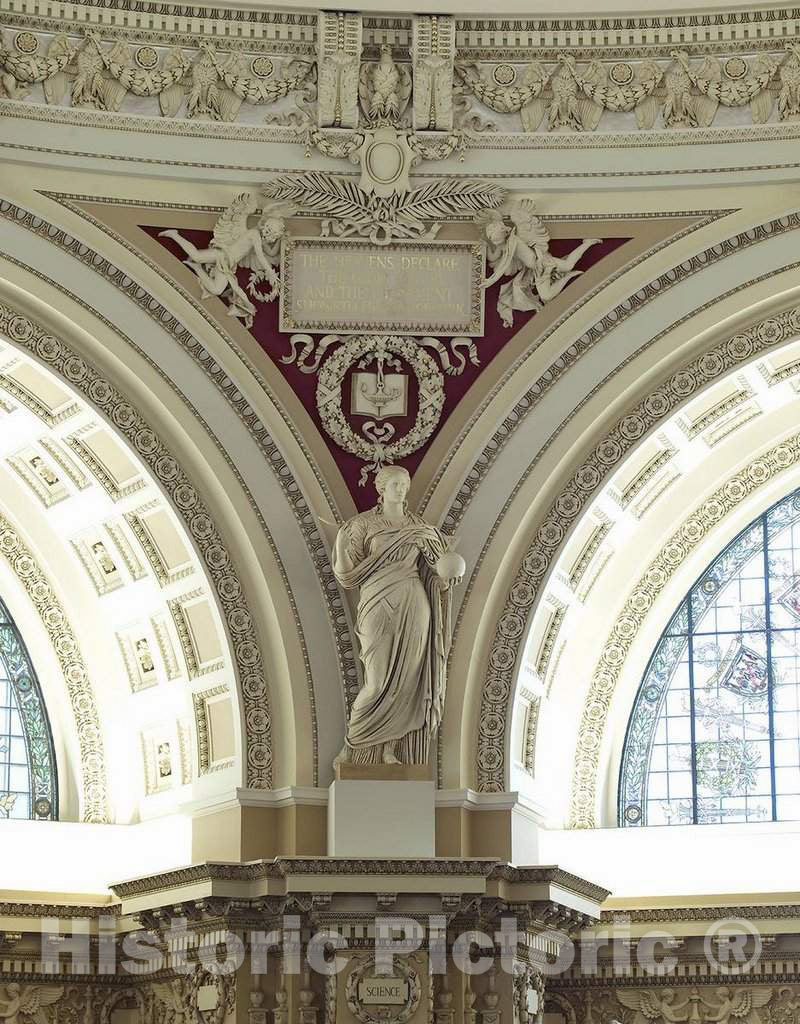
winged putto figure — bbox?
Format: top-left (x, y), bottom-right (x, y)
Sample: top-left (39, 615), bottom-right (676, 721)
top-left (358, 44), bottom-right (412, 124)
top-left (160, 192), bottom-right (294, 328)
top-left (616, 987), bottom-right (773, 1024)
top-left (701, 987), bottom-right (772, 1024)
top-left (0, 984), bottom-right (63, 1024)
top-left (616, 989), bottom-right (691, 1023)
top-left (477, 200), bottom-right (602, 327)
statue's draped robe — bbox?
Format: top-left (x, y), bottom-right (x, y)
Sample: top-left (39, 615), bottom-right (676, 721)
top-left (333, 510), bottom-right (453, 764)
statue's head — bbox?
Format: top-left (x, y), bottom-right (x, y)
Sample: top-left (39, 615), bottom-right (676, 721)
top-left (260, 215), bottom-right (285, 242)
top-left (379, 43), bottom-right (393, 61)
top-left (375, 465), bottom-right (411, 507)
top-left (485, 220), bottom-right (510, 246)
top-left (6, 984), bottom-right (19, 996)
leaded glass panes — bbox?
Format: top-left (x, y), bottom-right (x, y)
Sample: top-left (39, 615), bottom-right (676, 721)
top-left (620, 488), bottom-right (800, 827)
top-left (0, 597), bottom-right (57, 820)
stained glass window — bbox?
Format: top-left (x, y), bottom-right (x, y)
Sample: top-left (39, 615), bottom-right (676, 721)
top-left (620, 487), bottom-right (800, 827)
top-left (0, 597), bottom-right (57, 820)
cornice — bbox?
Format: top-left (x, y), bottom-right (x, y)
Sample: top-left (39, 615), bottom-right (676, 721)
top-left (275, 857), bottom-right (500, 876)
top-left (110, 857), bottom-right (503, 898)
top-left (490, 866), bottom-right (611, 903)
top-left (602, 904), bottom-right (800, 922)
top-left (6, 100), bottom-right (800, 158)
top-left (0, 900), bottom-right (119, 918)
top-left (3, 6), bottom-right (800, 143)
top-left (4, 0), bottom-right (800, 56)
top-left (110, 861), bottom-right (284, 898)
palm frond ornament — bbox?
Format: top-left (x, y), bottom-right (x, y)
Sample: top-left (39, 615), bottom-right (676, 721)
top-left (263, 172), bottom-right (506, 245)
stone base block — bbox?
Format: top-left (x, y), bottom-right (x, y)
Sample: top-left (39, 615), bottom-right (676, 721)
top-left (328, 779), bottom-right (435, 857)
top-left (335, 762), bottom-right (431, 781)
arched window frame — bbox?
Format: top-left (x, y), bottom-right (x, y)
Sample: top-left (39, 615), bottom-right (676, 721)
top-left (0, 596), bottom-right (58, 820)
top-left (619, 486), bottom-right (800, 827)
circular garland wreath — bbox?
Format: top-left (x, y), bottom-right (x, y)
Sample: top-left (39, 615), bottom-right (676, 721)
top-left (316, 335), bottom-right (445, 484)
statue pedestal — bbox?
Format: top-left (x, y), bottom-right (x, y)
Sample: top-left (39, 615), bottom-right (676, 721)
top-left (328, 776), bottom-right (435, 857)
top-left (335, 762), bottom-right (431, 781)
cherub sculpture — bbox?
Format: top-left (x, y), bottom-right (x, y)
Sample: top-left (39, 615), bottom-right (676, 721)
top-left (701, 987), bottom-right (772, 1024)
top-left (616, 988), bottom-right (690, 1023)
top-left (0, 984), bottom-right (63, 1024)
top-left (477, 200), bottom-right (602, 327)
top-left (160, 192), bottom-right (294, 328)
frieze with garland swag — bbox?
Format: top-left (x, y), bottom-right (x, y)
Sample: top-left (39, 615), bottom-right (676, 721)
top-left (549, 986), bottom-right (800, 1024)
top-left (154, 38), bottom-right (606, 493)
top-left (3, 10), bottom-right (800, 135)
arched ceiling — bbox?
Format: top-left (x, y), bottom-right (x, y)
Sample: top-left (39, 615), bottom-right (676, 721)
top-left (520, 319), bottom-right (800, 829)
top-left (0, 306), bottom-right (247, 824)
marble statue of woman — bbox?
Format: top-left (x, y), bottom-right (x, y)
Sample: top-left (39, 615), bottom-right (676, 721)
top-left (332, 465), bottom-right (465, 766)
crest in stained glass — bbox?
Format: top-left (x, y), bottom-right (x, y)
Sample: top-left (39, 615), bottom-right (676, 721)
top-left (620, 485), bottom-right (800, 827)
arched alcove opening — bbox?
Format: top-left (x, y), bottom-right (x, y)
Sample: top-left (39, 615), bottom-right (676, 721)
top-left (0, 595), bottom-right (57, 821)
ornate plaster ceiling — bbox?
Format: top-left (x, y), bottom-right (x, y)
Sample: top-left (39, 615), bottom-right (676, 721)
top-left (2, 0), bottom-right (800, 861)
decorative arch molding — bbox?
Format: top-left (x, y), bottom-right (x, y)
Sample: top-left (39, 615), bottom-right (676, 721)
top-left (568, 436), bottom-right (800, 829)
top-left (473, 300), bottom-right (800, 793)
top-left (0, 195), bottom-right (359, 776)
top-left (0, 510), bottom-right (108, 823)
top-left (14, 193), bottom-right (359, 710)
top-left (0, 299), bottom-right (272, 787)
top-left (434, 211), bottom-right (800, 533)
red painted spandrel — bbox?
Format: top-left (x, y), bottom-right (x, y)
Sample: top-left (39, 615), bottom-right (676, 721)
top-left (146, 225), bottom-right (629, 510)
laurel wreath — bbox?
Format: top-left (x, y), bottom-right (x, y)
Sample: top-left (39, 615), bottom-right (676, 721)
top-left (316, 335), bottom-right (445, 485)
